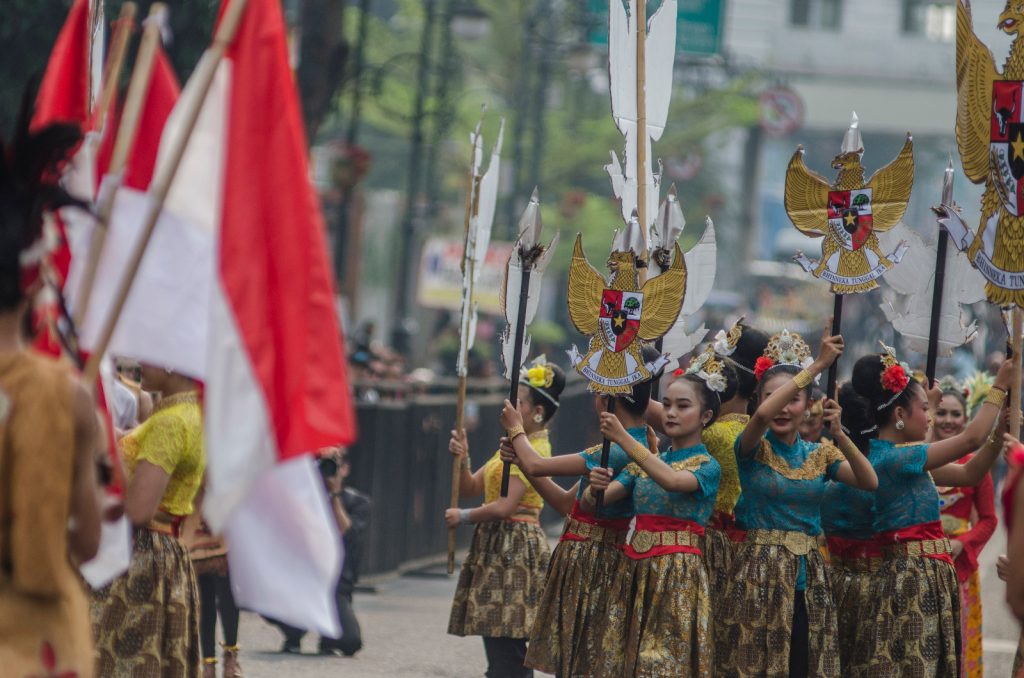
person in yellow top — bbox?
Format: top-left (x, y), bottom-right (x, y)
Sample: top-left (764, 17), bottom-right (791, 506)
top-left (0, 105), bottom-right (104, 678)
top-left (446, 357), bottom-right (565, 678)
top-left (91, 365), bottom-right (205, 677)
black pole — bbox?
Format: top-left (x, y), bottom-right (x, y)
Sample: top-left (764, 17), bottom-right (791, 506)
top-left (925, 230), bottom-right (950, 384)
top-left (827, 294), bottom-right (843, 399)
top-left (500, 266), bottom-right (533, 496)
top-left (594, 398), bottom-right (616, 511)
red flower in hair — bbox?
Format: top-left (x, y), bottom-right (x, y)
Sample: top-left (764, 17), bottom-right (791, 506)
top-left (881, 365), bottom-right (909, 393)
top-left (754, 356), bottom-right (776, 381)
top-left (672, 368), bottom-right (684, 377)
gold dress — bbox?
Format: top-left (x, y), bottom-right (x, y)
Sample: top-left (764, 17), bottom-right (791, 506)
top-left (448, 430), bottom-right (552, 639)
top-left (525, 427), bottom-right (646, 677)
top-left (0, 351), bottom-right (94, 678)
top-left (91, 392), bottom-right (205, 678)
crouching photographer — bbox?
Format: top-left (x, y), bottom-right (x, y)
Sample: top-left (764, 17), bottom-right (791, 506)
top-left (267, 447), bottom-right (371, 656)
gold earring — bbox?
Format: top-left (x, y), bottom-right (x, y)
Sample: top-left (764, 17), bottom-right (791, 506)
top-left (533, 414), bottom-right (544, 424)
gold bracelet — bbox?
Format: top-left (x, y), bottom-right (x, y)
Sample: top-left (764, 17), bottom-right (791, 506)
top-left (985, 388), bottom-right (1007, 409)
top-left (793, 369), bottom-right (813, 389)
top-left (581, 485), bottom-right (596, 505)
top-left (461, 456), bottom-right (470, 471)
top-left (628, 440), bottom-right (651, 465)
top-left (507, 425), bottom-right (526, 440)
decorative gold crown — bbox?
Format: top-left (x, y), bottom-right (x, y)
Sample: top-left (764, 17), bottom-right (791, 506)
top-left (684, 344), bottom-right (729, 393)
top-left (755, 329), bottom-right (814, 381)
top-left (712, 317), bottom-right (745, 358)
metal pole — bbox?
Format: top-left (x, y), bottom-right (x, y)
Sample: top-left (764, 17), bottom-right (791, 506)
top-left (925, 159), bottom-right (955, 384)
top-left (392, 0), bottom-right (438, 353)
top-left (500, 266), bottom-right (532, 497)
top-left (826, 295), bottom-right (843, 399)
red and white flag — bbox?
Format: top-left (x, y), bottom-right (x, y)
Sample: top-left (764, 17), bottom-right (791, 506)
top-left (70, 0), bottom-right (358, 634)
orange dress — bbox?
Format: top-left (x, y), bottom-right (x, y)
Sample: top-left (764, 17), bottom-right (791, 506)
top-left (0, 351), bottom-right (94, 678)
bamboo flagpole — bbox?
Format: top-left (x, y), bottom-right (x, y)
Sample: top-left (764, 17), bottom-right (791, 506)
top-left (635, 0), bottom-right (648, 267)
top-left (82, 0), bottom-right (251, 385)
top-left (75, 3), bottom-right (165, 329)
top-left (93, 2), bottom-right (137, 127)
top-left (448, 131), bottom-right (483, 574)
top-left (448, 118), bottom-right (503, 572)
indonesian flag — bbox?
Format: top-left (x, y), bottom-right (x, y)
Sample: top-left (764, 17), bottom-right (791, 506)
top-left (32, 0), bottom-right (90, 132)
top-left (70, 0), bottom-right (357, 634)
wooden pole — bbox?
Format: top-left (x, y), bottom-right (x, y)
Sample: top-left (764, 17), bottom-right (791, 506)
top-left (448, 155), bottom-right (481, 574)
top-left (826, 295), bottom-right (843, 399)
top-left (594, 397), bottom-right (616, 511)
top-left (93, 2), bottom-right (137, 127)
top-left (1012, 308), bottom-right (1023, 439)
top-left (635, 0), bottom-right (648, 265)
top-left (82, 0), bottom-right (251, 385)
top-left (75, 3), bottom-right (164, 329)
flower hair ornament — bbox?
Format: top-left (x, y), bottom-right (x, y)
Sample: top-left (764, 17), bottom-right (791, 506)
top-left (962, 371), bottom-right (994, 417)
top-left (712, 317), bottom-right (754, 375)
top-left (521, 355), bottom-right (558, 406)
top-left (754, 329), bottom-right (815, 382)
top-left (877, 342), bottom-right (912, 410)
top-left (683, 345), bottom-right (729, 397)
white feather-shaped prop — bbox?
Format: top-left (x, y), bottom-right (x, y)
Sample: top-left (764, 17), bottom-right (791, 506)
top-left (605, 0), bottom-right (676, 228)
top-left (456, 118), bottom-right (504, 377)
top-left (878, 222), bottom-right (985, 356)
top-left (663, 217), bottom-right (717, 361)
top-left (500, 190), bottom-right (559, 379)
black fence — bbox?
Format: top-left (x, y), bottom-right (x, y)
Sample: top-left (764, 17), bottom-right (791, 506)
top-left (346, 378), bottom-right (600, 577)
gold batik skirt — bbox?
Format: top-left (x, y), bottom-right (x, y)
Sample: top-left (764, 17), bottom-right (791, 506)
top-left (447, 519), bottom-right (550, 638)
top-left (525, 537), bottom-right (624, 677)
top-left (830, 561), bottom-right (881, 671)
top-left (703, 526), bottom-right (733, 600)
top-left (90, 528), bottom-right (200, 678)
top-left (603, 552), bottom-right (712, 677)
top-left (849, 555), bottom-right (961, 677)
top-left (715, 541), bottom-right (840, 677)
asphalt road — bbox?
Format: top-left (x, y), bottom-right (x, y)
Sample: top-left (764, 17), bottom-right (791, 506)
top-left (229, 532), bottom-right (1023, 677)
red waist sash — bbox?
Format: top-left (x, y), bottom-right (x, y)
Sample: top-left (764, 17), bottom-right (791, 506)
top-left (875, 521), bottom-right (953, 565)
top-left (708, 510), bottom-right (745, 541)
top-left (622, 514), bottom-right (704, 560)
top-left (560, 501), bottom-right (631, 543)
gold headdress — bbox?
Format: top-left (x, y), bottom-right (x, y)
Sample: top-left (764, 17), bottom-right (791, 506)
top-left (712, 316), bottom-right (744, 358)
top-left (963, 371), bottom-right (994, 417)
top-left (683, 344), bottom-right (729, 394)
top-left (754, 329), bottom-right (813, 382)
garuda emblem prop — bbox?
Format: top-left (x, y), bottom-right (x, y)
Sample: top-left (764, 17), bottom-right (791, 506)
top-left (566, 221), bottom-right (685, 394)
top-left (785, 113), bottom-right (913, 294)
top-left (941, 0), bottom-right (1024, 307)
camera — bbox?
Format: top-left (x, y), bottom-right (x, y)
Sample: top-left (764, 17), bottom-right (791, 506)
top-left (318, 455), bottom-right (339, 480)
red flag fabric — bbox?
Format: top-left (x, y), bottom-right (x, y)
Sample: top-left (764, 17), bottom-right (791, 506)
top-left (32, 0), bottom-right (91, 132)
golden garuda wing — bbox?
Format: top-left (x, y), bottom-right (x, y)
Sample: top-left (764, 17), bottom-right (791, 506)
top-left (638, 242), bottom-right (686, 341)
top-left (784, 147), bottom-right (831, 237)
top-left (955, 0), bottom-right (1000, 184)
top-left (566, 234), bottom-right (606, 336)
top-left (866, 134), bottom-right (914, 232)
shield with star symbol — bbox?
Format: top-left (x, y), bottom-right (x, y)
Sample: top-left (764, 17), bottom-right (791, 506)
top-left (990, 80), bottom-right (1024, 216)
top-left (827, 189), bottom-right (873, 250)
top-left (598, 289), bottom-right (643, 352)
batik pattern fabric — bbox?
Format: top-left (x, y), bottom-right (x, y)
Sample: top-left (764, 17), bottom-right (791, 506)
top-left (601, 445), bottom-right (718, 677)
top-left (90, 529), bottom-right (201, 678)
top-left (701, 414), bottom-right (748, 606)
top-left (447, 520), bottom-right (550, 638)
top-left (844, 439), bottom-right (961, 678)
top-left (937, 456), bottom-right (994, 678)
top-left (0, 352), bottom-right (94, 678)
top-left (716, 431), bottom-right (844, 677)
top-left (525, 428), bottom-right (645, 677)
top-left (91, 393), bottom-right (206, 677)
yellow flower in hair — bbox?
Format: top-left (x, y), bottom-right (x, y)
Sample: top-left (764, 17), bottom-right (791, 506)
top-left (527, 364), bottom-right (554, 389)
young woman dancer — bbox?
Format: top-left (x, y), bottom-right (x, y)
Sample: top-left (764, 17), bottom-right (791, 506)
top-left (587, 358), bottom-right (725, 676)
top-left (934, 376), bottom-right (997, 678)
top-left (838, 347), bottom-right (1014, 676)
top-left (445, 358), bottom-right (565, 678)
top-left (0, 95), bottom-right (103, 678)
top-left (500, 352), bottom-right (662, 678)
top-left (715, 328), bottom-right (878, 677)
